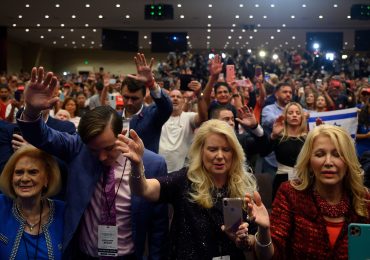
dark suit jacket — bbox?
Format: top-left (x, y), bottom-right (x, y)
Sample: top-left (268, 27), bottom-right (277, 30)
top-left (17, 117), bottom-right (169, 260)
top-left (123, 88), bottom-right (173, 153)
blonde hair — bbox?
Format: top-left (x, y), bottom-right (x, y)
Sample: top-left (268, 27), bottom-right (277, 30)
top-left (293, 125), bottom-right (368, 217)
top-left (0, 145), bottom-right (61, 199)
top-left (187, 119), bottom-right (257, 208)
top-left (281, 102), bottom-right (307, 142)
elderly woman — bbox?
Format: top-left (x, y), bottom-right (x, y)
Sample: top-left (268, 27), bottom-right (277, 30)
top-left (0, 145), bottom-right (64, 259)
top-left (247, 124), bottom-right (370, 259)
top-left (121, 119), bottom-right (272, 259)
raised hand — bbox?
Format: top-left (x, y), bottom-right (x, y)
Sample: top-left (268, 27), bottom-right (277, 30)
top-left (116, 129), bottom-right (145, 166)
top-left (271, 115), bottom-right (285, 139)
top-left (246, 191), bottom-right (270, 229)
top-left (187, 80), bottom-right (202, 95)
top-left (24, 67), bottom-right (58, 116)
top-left (209, 54), bottom-right (223, 79)
top-left (236, 106), bottom-right (258, 129)
top-left (127, 53), bottom-right (155, 88)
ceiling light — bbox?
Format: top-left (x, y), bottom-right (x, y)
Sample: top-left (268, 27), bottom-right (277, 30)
top-left (36, 24), bottom-right (40, 27)
top-left (186, 36), bottom-right (189, 39)
top-left (177, 4), bottom-right (182, 7)
top-left (228, 36), bottom-right (232, 39)
top-left (208, 15), bottom-right (212, 19)
top-left (149, 42), bottom-right (151, 45)
top-left (347, 15), bottom-right (351, 19)
top-left (61, 24), bottom-right (65, 27)
top-left (61, 35), bottom-right (65, 39)
top-left (254, 29), bottom-right (258, 32)
top-left (230, 29), bottom-right (234, 32)
top-left (93, 29), bottom-right (97, 32)
top-left (249, 36), bottom-right (253, 39)
top-left (277, 29), bottom-right (281, 32)
top-left (55, 4), bottom-right (60, 8)
top-left (232, 24), bottom-right (236, 27)
top-left (238, 36), bottom-right (242, 39)
top-left (247, 49), bottom-right (252, 53)
top-left (72, 41), bottom-right (76, 44)
top-left (207, 36), bottom-right (211, 39)
top-left (272, 54), bottom-right (279, 60)
top-left (72, 15), bottom-right (76, 19)
top-left (180, 15), bottom-right (184, 18)
top-left (240, 4), bottom-right (244, 7)
top-left (298, 45), bottom-right (301, 48)
top-left (257, 24), bottom-right (261, 27)
top-left (236, 42), bottom-right (239, 45)
top-left (249, 15), bottom-right (253, 19)
top-left (81, 35), bottom-right (85, 39)
top-left (255, 4), bottom-right (259, 7)
top-left (144, 35), bottom-right (148, 39)
top-left (98, 15), bottom-right (103, 19)
top-left (344, 42), bottom-right (348, 45)
top-left (64, 44), bottom-right (67, 47)
top-left (270, 36), bottom-right (274, 39)
top-left (285, 42), bottom-right (288, 45)
top-left (91, 41), bottom-right (95, 44)
top-left (292, 36), bottom-right (296, 39)
top-left (291, 15), bottom-right (295, 19)
top-left (207, 29), bottom-right (211, 32)
top-left (208, 24), bottom-right (211, 27)
top-left (70, 29), bottom-right (74, 32)
top-left (319, 15), bottom-right (323, 19)
top-left (125, 15), bottom-right (130, 19)
top-left (53, 41), bottom-right (56, 44)
top-left (45, 15), bottom-right (49, 19)
top-left (40, 35), bottom-right (44, 39)
top-left (25, 4), bottom-right (30, 7)
top-left (270, 4), bottom-right (275, 7)
top-left (302, 4), bottom-right (307, 7)
top-left (82, 44), bottom-right (85, 47)
top-left (263, 15), bottom-right (267, 19)
top-left (85, 24), bottom-right (89, 27)
top-left (282, 24), bottom-right (286, 27)
top-left (48, 29), bottom-right (52, 32)
top-left (208, 4), bottom-right (212, 7)
top-left (116, 4), bottom-right (120, 7)
top-left (18, 15), bottom-right (22, 19)
top-left (25, 29), bottom-right (29, 32)
top-left (259, 50), bottom-right (266, 57)
top-left (333, 4), bottom-right (338, 8)
top-left (242, 29), bottom-right (246, 32)
top-left (12, 24), bottom-right (16, 27)
top-left (235, 15), bottom-right (239, 19)
top-left (85, 4), bottom-right (90, 8)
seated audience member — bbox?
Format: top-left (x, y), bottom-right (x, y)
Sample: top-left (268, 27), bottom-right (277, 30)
top-left (210, 106), bottom-right (270, 163)
top-left (76, 92), bottom-right (89, 117)
top-left (246, 124), bottom-right (370, 259)
top-left (0, 146), bottom-right (64, 259)
top-left (55, 109), bottom-right (71, 121)
top-left (126, 119), bottom-right (273, 259)
top-left (120, 53), bottom-right (173, 153)
top-left (61, 97), bottom-right (81, 128)
top-left (159, 55), bottom-right (220, 172)
top-left (268, 102), bottom-right (307, 198)
top-left (17, 67), bottom-right (169, 259)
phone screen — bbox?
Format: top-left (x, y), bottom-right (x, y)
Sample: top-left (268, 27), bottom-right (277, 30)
top-left (226, 65), bottom-right (235, 83)
top-left (255, 66), bottom-right (262, 78)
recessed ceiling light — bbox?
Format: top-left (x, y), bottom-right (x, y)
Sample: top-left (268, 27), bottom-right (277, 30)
top-left (98, 15), bottom-right (103, 19)
top-left (344, 42), bottom-right (348, 45)
top-left (91, 41), bottom-right (95, 44)
top-left (302, 4), bottom-right (306, 7)
top-left (255, 4), bottom-right (259, 7)
top-left (70, 29), bottom-right (74, 32)
top-left (236, 42), bottom-right (239, 45)
top-left (263, 15), bottom-right (267, 19)
top-left (186, 36), bottom-right (189, 39)
top-left (207, 29), bottom-right (211, 32)
top-left (271, 4), bottom-right (275, 7)
top-left (53, 41), bottom-right (56, 44)
top-left (232, 24), bottom-right (236, 27)
top-left (177, 4), bottom-right (182, 7)
top-left (207, 36), bottom-right (211, 39)
top-left (64, 44), bottom-right (67, 47)
top-left (93, 29), bottom-right (97, 32)
top-left (347, 15), bottom-right (351, 19)
top-left (82, 44), bottom-right (85, 47)
top-left (208, 15), bottom-right (212, 19)
top-left (239, 4), bottom-right (243, 7)
top-left (298, 44), bottom-right (301, 48)
top-left (45, 15), bottom-right (49, 19)
top-left (291, 15), bottom-right (295, 19)
top-left (257, 24), bottom-right (261, 27)
top-left (85, 4), bottom-right (90, 8)
top-left (61, 24), bottom-right (65, 27)
top-left (254, 29), bottom-right (258, 32)
top-left (282, 24), bottom-right (286, 27)
top-left (37, 24), bottom-right (40, 27)
top-left (72, 15), bottom-right (76, 19)
top-left (277, 29), bottom-right (281, 32)
top-left (48, 29), bottom-right (52, 32)
top-left (285, 42), bottom-right (288, 45)
top-left (180, 15), bottom-right (185, 18)
top-left (249, 15), bottom-right (253, 19)
top-left (55, 4), bottom-right (60, 8)
top-left (235, 15), bottom-right (239, 19)
top-left (319, 15), bottom-right (323, 19)
top-left (125, 15), bottom-right (130, 19)
top-left (81, 35), bottom-right (85, 39)
top-left (61, 35), bottom-right (65, 39)
top-left (208, 4), bottom-right (212, 7)
top-left (206, 41), bottom-right (210, 45)
top-left (144, 35), bottom-right (148, 39)
top-left (116, 4), bottom-right (120, 7)
top-left (249, 36), bottom-right (253, 39)
top-left (228, 36), bottom-right (232, 39)
top-left (270, 36), bottom-right (274, 39)
top-left (208, 24), bottom-right (211, 27)
top-left (238, 36), bottom-right (242, 39)
top-left (242, 29), bottom-right (246, 33)
top-left (12, 24), bottom-right (16, 27)
top-left (25, 4), bottom-right (30, 7)
top-left (85, 24), bottom-right (89, 27)
top-left (18, 15), bottom-right (23, 19)
top-left (72, 41), bottom-right (76, 44)
top-left (40, 35), bottom-right (44, 39)
top-left (25, 29), bottom-right (29, 32)
top-left (333, 4), bottom-right (338, 8)
top-left (148, 42), bottom-right (151, 45)
top-left (292, 36), bottom-right (296, 39)
top-left (230, 29), bottom-right (234, 32)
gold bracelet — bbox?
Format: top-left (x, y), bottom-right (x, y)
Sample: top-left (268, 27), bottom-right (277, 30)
top-left (254, 232), bottom-right (272, 247)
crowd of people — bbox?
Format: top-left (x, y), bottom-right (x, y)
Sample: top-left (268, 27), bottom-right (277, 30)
top-left (0, 49), bottom-right (369, 259)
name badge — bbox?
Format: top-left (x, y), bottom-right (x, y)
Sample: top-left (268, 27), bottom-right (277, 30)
top-left (98, 225), bottom-right (118, 257)
top-left (212, 256), bottom-right (230, 260)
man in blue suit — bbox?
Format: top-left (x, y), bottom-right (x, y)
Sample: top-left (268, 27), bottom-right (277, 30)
top-left (17, 67), bottom-right (169, 259)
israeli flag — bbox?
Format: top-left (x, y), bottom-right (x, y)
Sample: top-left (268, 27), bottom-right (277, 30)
top-left (308, 107), bottom-right (358, 138)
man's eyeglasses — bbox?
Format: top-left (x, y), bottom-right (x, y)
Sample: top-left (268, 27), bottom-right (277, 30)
top-left (123, 95), bottom-right (140, 101)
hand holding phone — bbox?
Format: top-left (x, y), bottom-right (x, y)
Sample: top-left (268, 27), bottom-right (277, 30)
top-left (226, 65), bottom-right (236, 84)
top-left (223, 198), bottom-right (243, 233)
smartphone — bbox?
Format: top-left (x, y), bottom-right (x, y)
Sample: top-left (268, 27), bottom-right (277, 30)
top-left (255, 65), bottom-right (262, 78)
top-left (348, 223), bottom-right (370, 260)
top-left (179, 74), bottom-right (193, 92)
top-left (315, 79), bottom-right (322, 88)
top-left (109, 78), bottom-right (117, 85)
top-left (13, 126), bottom-right (22, 136)
top-left (226, 65), bottom-right (235, 83)
top-left (223, 198), bottom-right (243, 233)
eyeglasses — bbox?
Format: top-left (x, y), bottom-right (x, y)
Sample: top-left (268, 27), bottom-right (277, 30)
top-left (122, 95), bottom-right (140, 101)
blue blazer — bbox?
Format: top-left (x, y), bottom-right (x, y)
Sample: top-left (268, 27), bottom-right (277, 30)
top-left (17, 118), bottom-right (169, 260)
top-left (122, 88), bottom-right (173, 153)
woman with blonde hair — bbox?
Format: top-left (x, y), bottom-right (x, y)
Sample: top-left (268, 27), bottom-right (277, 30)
top-left (246, 124), bottom-right (370, 259)
top-left (0, 145), bottom-right (64, 259)
top-left (122, 119), bottom-right (273, 259)
top-left (268, 102), bottom-right (307, 198)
